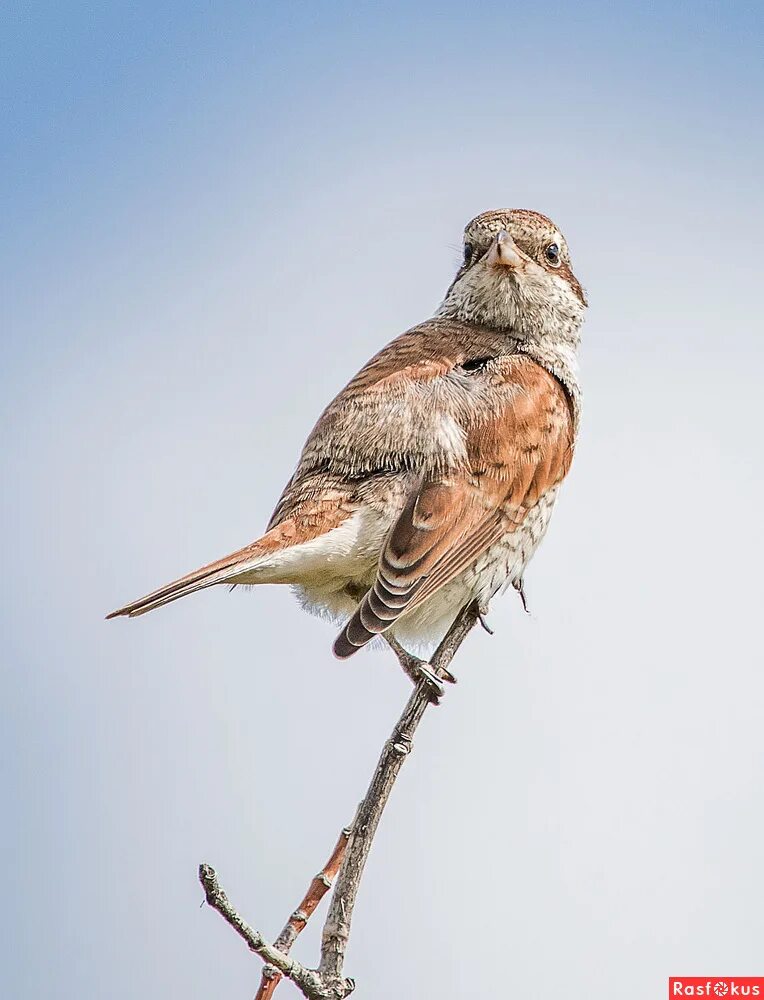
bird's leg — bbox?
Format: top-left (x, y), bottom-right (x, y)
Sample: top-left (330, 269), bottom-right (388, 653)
top-left (383, 634), bottom-right (455, 703)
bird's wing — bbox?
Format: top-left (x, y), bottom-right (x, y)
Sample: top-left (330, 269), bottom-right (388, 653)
top-left (270, 318), bottom-right (519, 511)
top-left (333, 352), bottom-right (574, 657)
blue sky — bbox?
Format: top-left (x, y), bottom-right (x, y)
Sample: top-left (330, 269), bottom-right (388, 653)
top-left (2, 3), bottom-right (763, 998)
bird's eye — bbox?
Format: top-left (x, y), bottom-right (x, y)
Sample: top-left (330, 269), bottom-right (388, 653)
top-left (544, 243), bottom-right (561, 267)
top-left (463, 242), bottom-right (474, 266)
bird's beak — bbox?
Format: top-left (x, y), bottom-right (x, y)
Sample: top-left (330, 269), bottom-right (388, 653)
top-left (486, 229), bottom-right (525, 270)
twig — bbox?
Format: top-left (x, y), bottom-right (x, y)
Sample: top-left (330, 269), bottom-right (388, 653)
top-left (317, 600), bottom-right (480, 990)
top-left (199, 599), bottom-right (481, 998)
top-left (256, 827), bottom-right (351, 1000)
top-left (198, 864), bottom-right (330, 999)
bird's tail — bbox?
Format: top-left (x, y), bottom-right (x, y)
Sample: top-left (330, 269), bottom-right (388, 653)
top-left (106, 527), bottom-right (294, 619)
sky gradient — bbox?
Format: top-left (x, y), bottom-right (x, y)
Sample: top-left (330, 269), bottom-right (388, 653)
top-left (2, 3), bottom-right (763, 998)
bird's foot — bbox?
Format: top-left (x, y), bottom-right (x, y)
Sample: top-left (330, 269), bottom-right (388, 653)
top-left (384, 635), bottom-right (455, 704)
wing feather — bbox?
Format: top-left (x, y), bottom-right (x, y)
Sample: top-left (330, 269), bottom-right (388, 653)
top-left (334, 357), bottom-right (574, 657)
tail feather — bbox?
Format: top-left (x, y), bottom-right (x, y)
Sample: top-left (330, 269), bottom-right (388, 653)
top-left (107, 498), bottom-right (358, 621)
top-left (106, 534), bottom-right (282, 619)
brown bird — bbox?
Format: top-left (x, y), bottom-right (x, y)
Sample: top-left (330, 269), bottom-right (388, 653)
top-left (108, 209), bottom-right (586, 678)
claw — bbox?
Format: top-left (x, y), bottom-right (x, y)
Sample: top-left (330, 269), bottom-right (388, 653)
top-left (478, 612), bottom-right (494, 635)
top-left (513, 578), bottom-right (530, 614)
top-left (477, 602), bottom-right (495, 635)
top-left (416, 663), bottom-right (445, 700)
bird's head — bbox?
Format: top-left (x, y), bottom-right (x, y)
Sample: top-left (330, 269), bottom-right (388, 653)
top-left (438, 209), bottom-right (587, 344)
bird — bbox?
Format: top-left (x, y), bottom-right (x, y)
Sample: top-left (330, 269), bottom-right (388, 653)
top-left (108, 208), bottom-right (586, 680)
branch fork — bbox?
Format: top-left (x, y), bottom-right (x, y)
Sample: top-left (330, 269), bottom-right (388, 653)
top-left (199, 601), bottom-right (481, 997)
